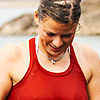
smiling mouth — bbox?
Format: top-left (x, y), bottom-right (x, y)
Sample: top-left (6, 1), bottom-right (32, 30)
top-left (49, 44), bottom-right (62, 50)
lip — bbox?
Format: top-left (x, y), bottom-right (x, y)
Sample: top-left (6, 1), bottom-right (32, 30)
top-left (49, 44), bottom-right (62, 51)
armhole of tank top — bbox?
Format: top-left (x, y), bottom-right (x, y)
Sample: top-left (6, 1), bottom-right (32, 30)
top-left (24, 38), bottom-right (36, 78)
top-left (70, 44), bottom-right (87, 83)
top-left (12, 38), bottom-right (36, 89)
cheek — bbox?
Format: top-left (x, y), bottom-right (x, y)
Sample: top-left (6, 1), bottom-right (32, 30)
top-left (40, 34), bottom-right (52, 46)
top-left (64, 35), bottom-right (75, 45)
top-left (40, 33), bottom-right (52, 42)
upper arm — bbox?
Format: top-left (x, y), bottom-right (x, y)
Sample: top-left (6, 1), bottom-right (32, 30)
top-left (0, 48), bottom-right (12, 100)
top-left (87, 51), bottom-right (100, 100)
top-left (0, 44), bottom-right (20, 100)
top-left (0, 74), bottom-right (12, 100)
top-left (74, 43), bottom-right (100, 100)
top-left (0, 42), bottom-right (29, 99)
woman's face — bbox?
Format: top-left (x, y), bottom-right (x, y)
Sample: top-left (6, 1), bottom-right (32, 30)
top-left (38, 18), bottom-right (78, 57)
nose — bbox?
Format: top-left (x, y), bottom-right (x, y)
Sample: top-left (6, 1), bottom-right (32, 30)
top-left (52, 36), bottom-right (63, 48)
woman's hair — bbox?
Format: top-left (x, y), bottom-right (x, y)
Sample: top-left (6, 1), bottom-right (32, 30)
top-left (38, 0), bottom-right (81, 24)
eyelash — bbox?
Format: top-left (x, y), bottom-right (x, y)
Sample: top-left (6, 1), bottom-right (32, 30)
top-left (46, 32), bottom-right (73, 38)
top-left (46, 33), bottom-right (55, 36)
top-left (61, 34), bottom-right (72, 38)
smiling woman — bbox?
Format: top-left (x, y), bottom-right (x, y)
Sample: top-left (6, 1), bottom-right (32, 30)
top-left (37, 18), bottom-right (77, 57)
top-left (0, 0), bottom-right (100, 100)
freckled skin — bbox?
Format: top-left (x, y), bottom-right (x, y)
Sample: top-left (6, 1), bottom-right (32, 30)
top-left (38, 18), bottom-right (78, 58)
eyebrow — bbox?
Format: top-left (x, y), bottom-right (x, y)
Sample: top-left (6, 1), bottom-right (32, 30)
top-left (43, 29), bottom-right (56, 34)
top-left (44, 29), bottom-right (74, 35)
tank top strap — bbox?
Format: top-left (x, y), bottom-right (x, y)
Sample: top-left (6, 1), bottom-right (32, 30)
top-left (70, 44), bottom-right (82, 66)
top-left (70, 44), bottom-right (86, 82)
top-left (29, 37), bottom-right (36, 63)
top-left (11, 38), bottom-right (36, 88)
top-left (70, 44), bottom-right (78, 63)
top-left (22, 38), bottom-right (36, 79)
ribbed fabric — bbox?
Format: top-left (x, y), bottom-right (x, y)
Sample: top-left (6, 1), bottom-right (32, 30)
top-left (7, 37), bottom-right (88, 100)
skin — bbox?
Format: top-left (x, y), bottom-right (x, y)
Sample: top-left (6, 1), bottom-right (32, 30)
top-left (38, 18), bottom-right (77, 58)
top-left (0, 11), bottom-right (100, 100)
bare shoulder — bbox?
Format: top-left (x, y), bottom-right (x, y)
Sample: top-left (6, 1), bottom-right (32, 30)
top-left (73, 42), bottom-right (100, 66)
top-left (0, 41), bottom-right (26, 66)
top-left (0, 43), bottom-right (22, 70)
top-left (73, 42), bottom-right (100, 99)
top-left (0, 40), bottom-right (29, 77)
top-left (72, 42), bottom-right (100, 82)
top-left (0, 40), bottom-right (29, 99)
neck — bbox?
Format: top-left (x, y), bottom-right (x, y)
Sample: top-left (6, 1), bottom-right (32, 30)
top-left (37, 47), bottom-right (69, 64)
top-left (36, 36), bottom-right (70, 64)
top-left (38, 37), bottom-right (65, 60)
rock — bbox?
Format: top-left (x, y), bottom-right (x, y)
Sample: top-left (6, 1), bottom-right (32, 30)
top-left (0, 0), bottom-right (100, 36)
top-left (76, 0), bottom-right (100, 35)
top-left (0, 14), bottom-right (38, 35)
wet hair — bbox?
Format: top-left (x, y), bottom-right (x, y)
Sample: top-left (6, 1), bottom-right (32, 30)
top-left (38, 0), bottom-right (81, 24)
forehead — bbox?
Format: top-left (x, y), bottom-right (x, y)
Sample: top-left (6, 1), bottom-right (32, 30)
top-left (39, 18), bottom-right (78, 34)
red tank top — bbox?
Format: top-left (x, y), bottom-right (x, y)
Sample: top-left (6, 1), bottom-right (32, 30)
top-left (7, 37), bottom-right (88, 100)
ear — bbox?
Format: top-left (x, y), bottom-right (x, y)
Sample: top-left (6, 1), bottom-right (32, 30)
top-left (34, 10), bottom-right (39, 25)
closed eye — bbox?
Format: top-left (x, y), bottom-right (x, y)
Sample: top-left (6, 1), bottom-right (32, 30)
top-left (61, 33), bottom-right (74, 38)
top-left (46, 33), bottom-right (56, 36)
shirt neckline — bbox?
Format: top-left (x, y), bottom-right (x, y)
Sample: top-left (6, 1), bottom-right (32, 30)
top-left (35, 37), bottom-right (74, 77)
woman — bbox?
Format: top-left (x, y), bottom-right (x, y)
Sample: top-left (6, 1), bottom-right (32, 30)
top-left (0, 0), bottom-right (100, 100)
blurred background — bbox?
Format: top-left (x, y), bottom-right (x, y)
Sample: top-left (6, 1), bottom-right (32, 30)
top-left (0, 0), bottom-right (100, 56)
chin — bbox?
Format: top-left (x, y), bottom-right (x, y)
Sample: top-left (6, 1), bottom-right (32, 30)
top-left (47, 50), bottom-right (64, 57)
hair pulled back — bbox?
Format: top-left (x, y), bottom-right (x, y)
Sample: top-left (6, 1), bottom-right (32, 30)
top-left (38, 0), bottom-right (81, 24)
